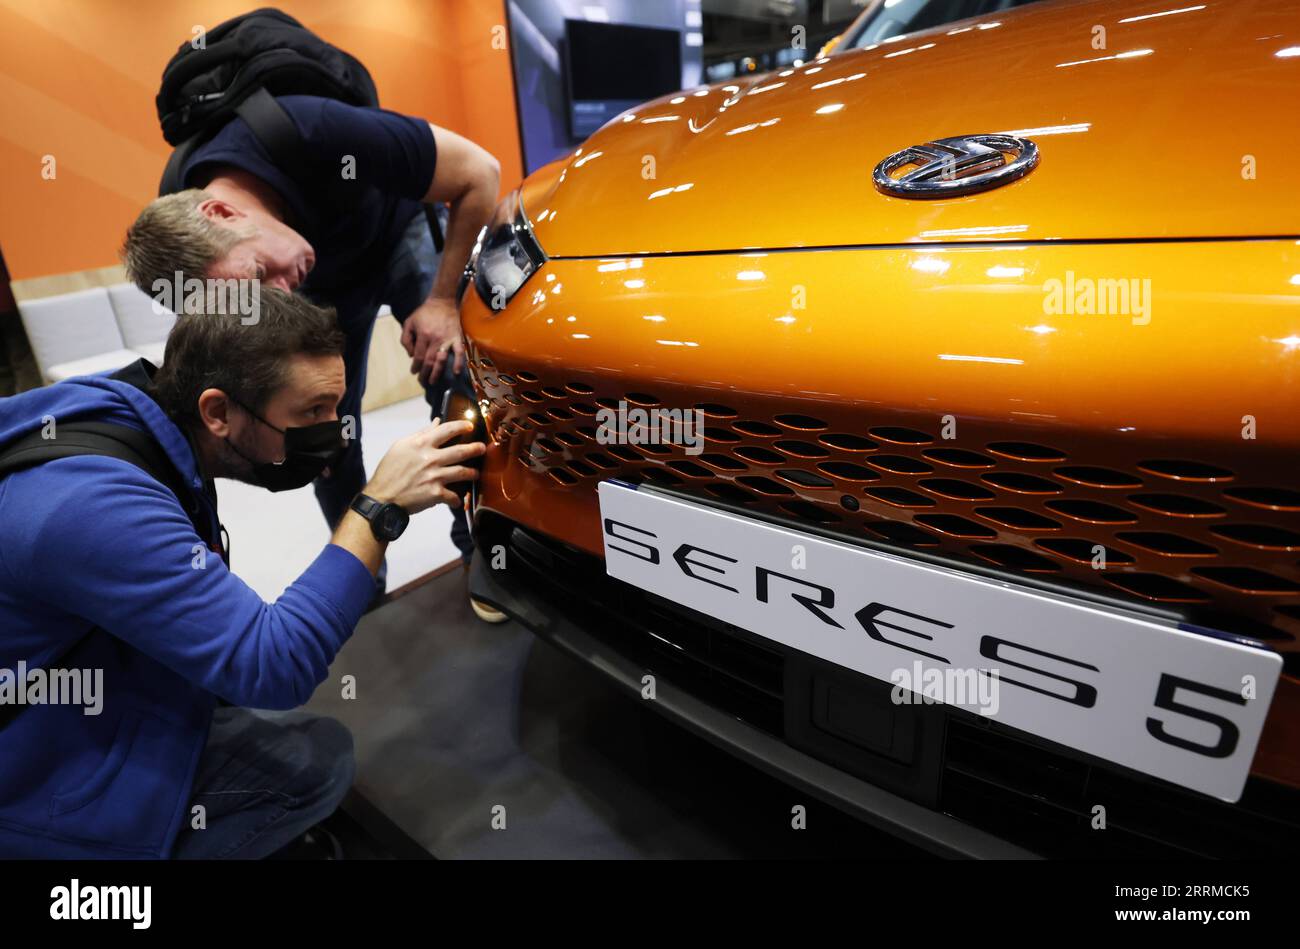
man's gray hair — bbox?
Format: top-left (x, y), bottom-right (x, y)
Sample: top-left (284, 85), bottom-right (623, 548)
top-left (121, 189), bottom-right (256, 293)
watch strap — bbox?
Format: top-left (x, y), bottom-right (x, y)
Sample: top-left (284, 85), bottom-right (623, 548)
top-left (350, 493), bottom-right (382, 521)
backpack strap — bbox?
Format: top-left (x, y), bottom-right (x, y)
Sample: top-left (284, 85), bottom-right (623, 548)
top-left (234, 86), bottom-right (306, 175)
top-left (0, 421), bottom-right (204, 539)
top-left (159, 134), bottom-right (202, 195)
top-left (423, 203), bottom-right (445, 255)
top-left (159, 86), bottom-right (304, 196)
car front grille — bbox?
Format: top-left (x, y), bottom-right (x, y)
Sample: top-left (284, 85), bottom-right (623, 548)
top-left (470, 353), bottom-right (1300, 653)
top-left (492, 515), bottom-right (1300, 858)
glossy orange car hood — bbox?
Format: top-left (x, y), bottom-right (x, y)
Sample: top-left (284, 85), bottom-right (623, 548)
top-left (523, 0), bottom-right (1300, 256)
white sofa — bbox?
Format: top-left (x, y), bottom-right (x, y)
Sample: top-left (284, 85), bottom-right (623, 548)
top-left (16, 284), bottom-right (176, 383)
top-left (107, 282), bottom-right (175, 367)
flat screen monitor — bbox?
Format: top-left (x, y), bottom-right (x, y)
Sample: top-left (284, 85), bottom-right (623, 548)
top-left (563, 19), bottom-right (683, 140)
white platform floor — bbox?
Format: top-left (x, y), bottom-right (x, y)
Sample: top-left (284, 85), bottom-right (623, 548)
top-left (217, 397), bottom-right (460, 600)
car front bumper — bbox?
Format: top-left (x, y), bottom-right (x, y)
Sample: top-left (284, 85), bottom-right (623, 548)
top-left (466, 523), bottom-right (1037, 859)
top-left (469, 510), bottom-right (1300, 858)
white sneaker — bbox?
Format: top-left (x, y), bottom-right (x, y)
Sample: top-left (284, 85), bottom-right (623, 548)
top-left (470, 595), bottom-right (509, 624)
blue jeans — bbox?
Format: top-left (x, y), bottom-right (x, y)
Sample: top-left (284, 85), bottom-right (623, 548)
top-left (170, 708), bottom-right (354, 859)
top-left (310, 208), bottom-right (475, 589)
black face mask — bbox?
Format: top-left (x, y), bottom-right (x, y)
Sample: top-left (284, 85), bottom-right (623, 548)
top-left (227, 399), bottom-right (346, 493)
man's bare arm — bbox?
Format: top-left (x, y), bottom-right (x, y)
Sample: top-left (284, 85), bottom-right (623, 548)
top-left (424, 125), bottom-right (501, 302)
top-left (401, 125), bottom-right (501, 385)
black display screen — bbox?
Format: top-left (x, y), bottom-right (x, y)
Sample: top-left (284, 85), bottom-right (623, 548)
top-left (564, 20), bottom-right (683, 138)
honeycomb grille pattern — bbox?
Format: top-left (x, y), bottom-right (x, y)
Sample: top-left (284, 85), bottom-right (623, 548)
top-left (470, 354), bottom-right (1300, 650)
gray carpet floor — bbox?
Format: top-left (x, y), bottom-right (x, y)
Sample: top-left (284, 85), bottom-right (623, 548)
top-left (305, 566), bottom-right (926, 859)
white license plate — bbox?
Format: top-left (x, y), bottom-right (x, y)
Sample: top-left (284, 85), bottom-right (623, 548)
top-left (598, 481), bottom-right (1281, 802)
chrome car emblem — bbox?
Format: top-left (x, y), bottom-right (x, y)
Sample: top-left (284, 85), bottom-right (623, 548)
top-left (873, 134), bottom-right (1039, 199)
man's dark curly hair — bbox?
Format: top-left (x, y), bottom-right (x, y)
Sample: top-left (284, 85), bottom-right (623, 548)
top-left (152, 288), bottom-right (345, 423)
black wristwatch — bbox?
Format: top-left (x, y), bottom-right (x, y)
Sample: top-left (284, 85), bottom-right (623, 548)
top-left (350, 494), bottom-right (410, 542)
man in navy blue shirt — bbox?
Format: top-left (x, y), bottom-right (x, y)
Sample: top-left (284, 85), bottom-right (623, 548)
top-left (122, 95), bottom-right (502, 616)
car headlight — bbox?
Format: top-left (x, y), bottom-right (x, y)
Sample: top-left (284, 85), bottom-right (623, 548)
top-left (460, 190), bottom-right (546, 311)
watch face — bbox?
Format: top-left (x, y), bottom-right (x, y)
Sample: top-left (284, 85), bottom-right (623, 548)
top-left (379, 505), bottom-right (409, 539)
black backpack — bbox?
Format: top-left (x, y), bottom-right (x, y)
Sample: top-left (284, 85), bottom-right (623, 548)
top-left (157, 8), bottom-right (373, 195)
top-left (154, 8), bottom-right (444, 251)
top-left (157, 7), bottom-right (377, 147)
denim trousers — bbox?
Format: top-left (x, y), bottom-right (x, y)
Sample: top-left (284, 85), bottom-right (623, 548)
top-left (170, 707), bottom-right (355, 859)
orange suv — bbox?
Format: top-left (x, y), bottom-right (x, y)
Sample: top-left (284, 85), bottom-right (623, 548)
top-left (460, 0), bottom-right (1300, 857)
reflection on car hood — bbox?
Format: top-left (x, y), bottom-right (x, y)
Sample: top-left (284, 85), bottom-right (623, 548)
top-left (522, 0), bottom-right (1300, 257)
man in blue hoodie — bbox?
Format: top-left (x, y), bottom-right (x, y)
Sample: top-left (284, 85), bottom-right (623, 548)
top-left (0, 289), bottom-right (483, 858)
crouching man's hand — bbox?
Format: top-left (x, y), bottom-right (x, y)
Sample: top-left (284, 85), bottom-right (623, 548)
top-left (332, 419), bottom-right (486, 575)
top-left (365, 418), bottom-right (485, 514)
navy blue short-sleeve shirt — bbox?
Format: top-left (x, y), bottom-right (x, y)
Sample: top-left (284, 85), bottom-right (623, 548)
top-left (181, 95), bottom-right (437, 305)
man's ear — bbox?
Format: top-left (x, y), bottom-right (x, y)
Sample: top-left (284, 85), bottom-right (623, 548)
top-left (196, 388), bottom-right (233, 439)
top-left (196, 198), bottom-right (247, 225)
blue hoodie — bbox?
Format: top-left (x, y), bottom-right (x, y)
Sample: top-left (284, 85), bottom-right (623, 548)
top-left (0, 369), bottom-right (375, 857)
